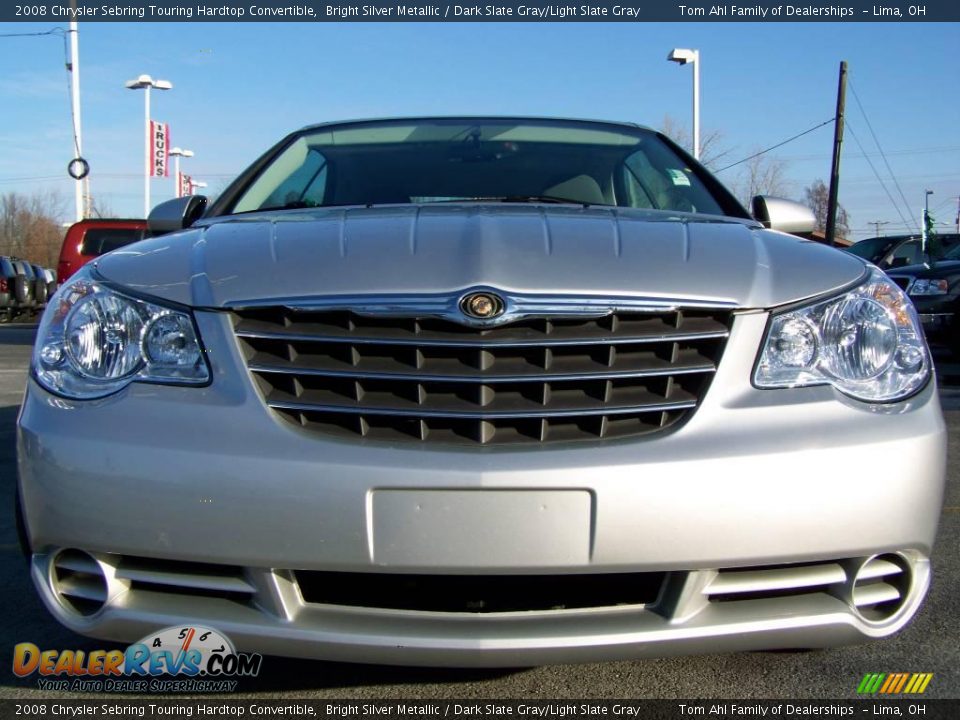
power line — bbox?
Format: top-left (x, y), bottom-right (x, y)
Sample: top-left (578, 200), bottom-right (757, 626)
top-left (0, 175), bottom-right (65, 184)
top-left (845, 120), bottom-right (916, 233)
top-left (774, 145), bottom-right (960, 163)
top-left (715, 118), bottom-right (835, 173)
top-left (0, 28), bottom-right (65, 38)
top-left (848, 78), bottom-right (917, 233)
top-left (929, 196), bottom-right (960, 215)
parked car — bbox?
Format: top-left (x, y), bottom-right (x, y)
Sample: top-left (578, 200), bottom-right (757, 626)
top-left (57, 218), bottom-right (148, 284)
top-left (846, 232), bottom-right (960, 270)
top-left (40, 267), bottom-right (57, 300)
top-left (888, 240), bottom-right (960, 353)
top-left (19, 117), bottom-right (945, 667)
top-left (8, 259), bottom-right (37, 318)
top-left (0, 256), bottom-right (23, 322)
top-left (29, 263), bottom-right (50, 307)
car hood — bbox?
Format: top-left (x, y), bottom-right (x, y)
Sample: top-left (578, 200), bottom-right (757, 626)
top-left (94, 205), bottom-right (866, 310)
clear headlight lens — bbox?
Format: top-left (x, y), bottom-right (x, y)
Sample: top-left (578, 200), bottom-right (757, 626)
top-left (33, 272), bottom-right (209, 399)
top-left (755, 267), bottom-right (929, 402)
top-left (908, 278), bottom-right (948, 296)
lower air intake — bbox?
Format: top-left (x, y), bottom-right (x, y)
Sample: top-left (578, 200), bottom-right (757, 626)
top-left (850, 554), bottom-right (911, 622)
top-left (51, 549), bottom-right (108, 617)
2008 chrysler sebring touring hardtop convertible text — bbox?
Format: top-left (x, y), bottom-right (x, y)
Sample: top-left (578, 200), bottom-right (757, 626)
top-left (17, 117), bottom-right (946, 667)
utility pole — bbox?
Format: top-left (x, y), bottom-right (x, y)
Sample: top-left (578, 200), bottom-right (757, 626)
top-left (869, 221), bottom-right (890, 237)
top-left (825, 61), bottom-right (847, 247)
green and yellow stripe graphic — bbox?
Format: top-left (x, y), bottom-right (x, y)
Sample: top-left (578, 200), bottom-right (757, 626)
top-left (857, 673), bottom-right (933, 694)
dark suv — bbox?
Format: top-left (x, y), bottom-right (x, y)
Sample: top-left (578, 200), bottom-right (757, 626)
top-left (0, 256), bottom-right (25, 322)
top-left (846, 233), bottom-right (960, 270)
top-left (887, 236), bottom-right (960, 353)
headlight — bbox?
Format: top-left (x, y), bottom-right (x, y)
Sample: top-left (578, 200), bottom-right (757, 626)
top-left (754, 267), bottom-right (929, 402)
top-left (33, 271), bottom-right (209, 399)
top-left (908, 278), bottom-right (948, 296)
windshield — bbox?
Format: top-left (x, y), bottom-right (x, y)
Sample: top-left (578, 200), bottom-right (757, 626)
top-left (225, 119), bottom-right (735, 216)
top-left (847, 237), bottom-right (895, 262)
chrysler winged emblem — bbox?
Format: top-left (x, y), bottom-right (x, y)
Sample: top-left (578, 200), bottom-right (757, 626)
top-left (460, 291), bottom-right (505, 320)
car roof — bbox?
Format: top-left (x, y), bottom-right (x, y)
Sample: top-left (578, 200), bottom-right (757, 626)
top-left (296, 116), bottom-right (653, 134)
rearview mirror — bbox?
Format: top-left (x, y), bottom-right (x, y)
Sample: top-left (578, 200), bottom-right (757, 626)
top-left (147, 196), bottom-right (208, 236)
top-left (751, 196), bottom-right (816, 235)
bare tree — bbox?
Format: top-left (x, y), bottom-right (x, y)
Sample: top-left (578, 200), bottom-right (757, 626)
top-left (803, 179), bottom-right (850, 241)
top-left (0, 190), bottom-right (68, 267)
top-left (658, 115), bottom-right (733, 171)
top-left (87, 195), bottom-right (116, 219)
top-left (731, 152), bottom-right (790, 207)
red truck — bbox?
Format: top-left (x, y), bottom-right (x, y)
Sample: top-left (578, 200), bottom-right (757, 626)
top-left (57, 218), bottom-right (148, 284)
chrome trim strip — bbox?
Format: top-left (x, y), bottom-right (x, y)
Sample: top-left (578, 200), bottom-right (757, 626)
top-left (228, 287), bottom-right (738, 328)
top-left (267, 399), bottom-right (697, 420)
top-left (235, 329), bottom-right (730, 348)
top-left (114, 566), bottom-right (256, 594)
top-left (248, 363), bottom-right (716, 384)
top-left (704, 564), bottom-right (847, 596)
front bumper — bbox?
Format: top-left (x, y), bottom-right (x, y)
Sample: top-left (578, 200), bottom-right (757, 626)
top-left (17, 311), bottom-right (947, 666)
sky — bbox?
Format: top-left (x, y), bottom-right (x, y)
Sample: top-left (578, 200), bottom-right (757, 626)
top-left (1, 20), bottom-right (958, 240)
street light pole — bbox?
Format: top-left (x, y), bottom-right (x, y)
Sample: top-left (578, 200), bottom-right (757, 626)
top-left (125, 74), bottom-right (172, 217)
top-left (67, 17), bottom-right (84, 221)
top-left (170, 148), bottom-right (194, 198)
top-left (922, 189), bottom-right (933, 253)
top-left (143, 84), bottom-right (150, 215)
top-left (692, 52), bottom-right (700, 161)
top-left (667, 48), bottom-right (700, 161)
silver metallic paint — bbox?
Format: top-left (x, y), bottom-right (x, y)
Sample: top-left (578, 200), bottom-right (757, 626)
top-left (93, 206), bottom-right (866, 310)
top-left (18, 204), bottom-right (945, 666)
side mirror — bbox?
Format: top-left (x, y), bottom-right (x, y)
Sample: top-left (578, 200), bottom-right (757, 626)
top-left (751, 196), bottom-right (817, 235)
top-left (147, 196), bottom-right (208, 236)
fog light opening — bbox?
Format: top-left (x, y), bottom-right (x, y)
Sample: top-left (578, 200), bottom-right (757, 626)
top-left (850, 553), bottom-right (912, 624)
top-left (50, 549), bottom-right (108, 617)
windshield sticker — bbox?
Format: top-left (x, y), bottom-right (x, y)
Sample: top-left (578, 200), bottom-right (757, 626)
top-left (667, 169), bottom-right (691, 187)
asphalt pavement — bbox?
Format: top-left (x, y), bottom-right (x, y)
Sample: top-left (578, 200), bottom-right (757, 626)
top-left (0, 323), bottom-right (957, 700)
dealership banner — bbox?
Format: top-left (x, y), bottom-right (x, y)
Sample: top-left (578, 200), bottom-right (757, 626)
top-left (179, 172), bottom-right (192, 197)
top-left (5, 1), bottom-right (960, 22)
top-left (149, 121), bottom-right (169, 178)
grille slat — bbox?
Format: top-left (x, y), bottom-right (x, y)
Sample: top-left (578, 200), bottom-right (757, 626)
top-left (236, 328), bottom-right (730, 348)
top-left (235, 305), bottom-right (730, 445)
top-left (247, 348), bottom-right (717, 382)
top-left (269, 397), bottom-right (698, 419)
top-left (234, 311), bottom-right (731, 347)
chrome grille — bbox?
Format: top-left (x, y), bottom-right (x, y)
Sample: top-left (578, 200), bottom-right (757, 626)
top-left (233, 305), bottom-right (731, 444)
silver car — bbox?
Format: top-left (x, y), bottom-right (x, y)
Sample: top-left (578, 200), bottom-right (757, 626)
top-left (17, 117), bottom-right (946, 667)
